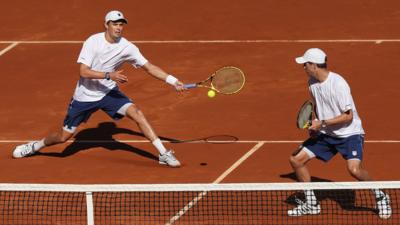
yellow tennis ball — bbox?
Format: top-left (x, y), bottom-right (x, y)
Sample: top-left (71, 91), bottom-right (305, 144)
top-left (207, 90), bottom-right (216, 98)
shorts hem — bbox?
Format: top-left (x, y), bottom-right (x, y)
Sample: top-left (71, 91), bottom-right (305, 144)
top-left (302, 147), bottom-right (316, 159)
top-left (63, 125), bottom-right (76, 133)
top-left (117, 102), bottom-right (133, 116)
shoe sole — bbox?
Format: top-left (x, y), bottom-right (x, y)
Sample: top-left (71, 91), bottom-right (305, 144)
top-left (379, 214), bottom-right (391, 219)
top-left (288, 212), bottom-right (321, 217)
top-left (288, 208), bottom-right (321, 216)
top-left (159, 161), bottom-right (181, 167)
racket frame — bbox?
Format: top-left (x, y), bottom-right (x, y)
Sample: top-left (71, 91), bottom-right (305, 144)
top-left (296, 100), bottom-right (314, 129)
top-left (185, 66), bottom-right (245, 94)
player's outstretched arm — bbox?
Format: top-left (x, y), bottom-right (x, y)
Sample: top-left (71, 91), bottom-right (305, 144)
top-left (142, 62), bottom-right (185, 91)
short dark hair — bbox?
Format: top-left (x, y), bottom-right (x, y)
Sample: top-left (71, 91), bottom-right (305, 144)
top-left (107, 19), bottom-right (127, 24)
top-left (316, 56), bottom-right (328, 68)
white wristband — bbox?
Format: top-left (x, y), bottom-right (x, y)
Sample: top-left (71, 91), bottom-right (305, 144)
top-left (166, 75), bottom-right (178, 85)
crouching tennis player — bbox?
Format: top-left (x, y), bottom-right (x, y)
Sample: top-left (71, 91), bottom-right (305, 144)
top-left (13, 10), bottom-right (184, 167)
top-left (288, 48), bottom-right (391, 219)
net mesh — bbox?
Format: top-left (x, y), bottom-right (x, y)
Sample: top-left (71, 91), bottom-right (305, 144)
top-left (0, 182), bottom-right (398, 225)
top-left (212, 67), bottom-right (245, 94)
top-left (0, 191), bottom-right (86, 225)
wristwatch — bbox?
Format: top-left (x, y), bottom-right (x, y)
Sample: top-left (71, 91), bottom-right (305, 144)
top-left (105, 72), bottom-right (111, 80)
top-left (321, 120), bottom-right (327, 128)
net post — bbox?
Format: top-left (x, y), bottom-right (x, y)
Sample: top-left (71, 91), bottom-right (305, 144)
top-left (86, 191), bottom-right (95, 225)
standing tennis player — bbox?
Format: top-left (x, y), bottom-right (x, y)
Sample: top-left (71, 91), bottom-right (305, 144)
top-left (287, 48), bottom-right (391, 219)
top-left (13, 10), bottom-right (183, 167)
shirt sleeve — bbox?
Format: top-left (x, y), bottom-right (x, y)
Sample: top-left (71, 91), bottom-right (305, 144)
top-left (127, 44), bottom-right (148, 68)
top-left (335, 79), bottom-right (353, 113)
top-left (77, 36), bottom-right (95, 67)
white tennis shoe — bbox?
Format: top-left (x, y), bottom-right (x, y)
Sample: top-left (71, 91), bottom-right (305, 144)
top-left (377, 194), bottom-right (392, 219)
top-left (13, 141), bottom-right (38, 158)
top-left (288, 199), bottom-right (321, 216)
top-left (159, 150), bottom-right (181, 167)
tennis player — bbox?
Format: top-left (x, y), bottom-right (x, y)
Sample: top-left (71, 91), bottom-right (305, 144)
top-left (288, 48), bottom-right (391, 219)
top-left (13, 10), bottom-right (183, 167)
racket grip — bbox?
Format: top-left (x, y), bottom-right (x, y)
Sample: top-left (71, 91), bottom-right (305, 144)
top-left (303, 121), bottom-right (312, 129)
top-left (184, 84), bottom-right (197, 89)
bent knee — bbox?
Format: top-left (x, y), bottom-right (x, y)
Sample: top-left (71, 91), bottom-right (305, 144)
top-left (289, 155), bottom-right (304, 168)
top-left (347, 166), bottom-right (361, 177)
top-left (289, 148), bottom-right (310, 168)
top-left (127, 105), bottom-right (144, 117)
top-left (126, 105), bottom-right (147, 122)
top-left (347, 160), bottom-right (363, 175)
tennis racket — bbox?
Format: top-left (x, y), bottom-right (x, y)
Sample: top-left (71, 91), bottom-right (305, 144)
top-left (296, 100), bottom-right (314, 129)
top-left (184, 66), bottom-right (245, 94)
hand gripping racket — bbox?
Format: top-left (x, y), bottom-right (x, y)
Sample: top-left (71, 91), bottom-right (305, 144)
top-left (184, 66), bottom-right (245, 94)
top-left (296, 100), bottom-right (314, 129)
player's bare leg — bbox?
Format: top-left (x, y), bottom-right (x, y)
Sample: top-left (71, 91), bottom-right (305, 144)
top-left (13, 129), bottom-right (74, 158)
top-left (289, 149), bottom-right (312, 182)
top-left (347, 159), bottom-right (391, 219)
top-left (347, 160), bottom-right (372, 181)
top-left (288, 149), bottom-right (320, 216)
top-left (44, 130), bottom-right (75, 146)
top-left (125, 104), bottom-right (158, 142)
top-left (125, 104), bottom-right (180, 167)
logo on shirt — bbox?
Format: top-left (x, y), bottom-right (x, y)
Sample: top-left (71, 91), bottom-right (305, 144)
top-left (352, 150), bottom-right (357, 156)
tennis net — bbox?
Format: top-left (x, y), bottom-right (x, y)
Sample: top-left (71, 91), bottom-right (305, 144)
top-left (0, 181), bottom-right (398, 225)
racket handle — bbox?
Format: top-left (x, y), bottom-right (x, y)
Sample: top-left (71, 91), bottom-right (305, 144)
top-left (303, 120), bottom-right (312, 129)
top-left (184, 84), bottom-right (197, 89)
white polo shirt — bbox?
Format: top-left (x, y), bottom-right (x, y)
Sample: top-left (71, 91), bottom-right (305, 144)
top-left (309, 72), bottom-right (365, 138)
top-left (74, 32), bottom-right (148, 102)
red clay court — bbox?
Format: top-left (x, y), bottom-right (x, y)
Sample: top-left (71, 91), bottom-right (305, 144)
top-left (0, 0), bottom-right (400, 224)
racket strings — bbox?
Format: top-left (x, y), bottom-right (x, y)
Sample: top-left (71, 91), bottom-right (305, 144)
top-left (212, 67), bottom-right (245, 94)
top-left (297, 102), bottom-right (313, 129)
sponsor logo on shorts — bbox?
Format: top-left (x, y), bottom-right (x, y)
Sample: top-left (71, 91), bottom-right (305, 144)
top-left (352, 150), bottom-right (357, 156)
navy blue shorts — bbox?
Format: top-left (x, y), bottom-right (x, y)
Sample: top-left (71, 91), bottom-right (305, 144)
top-left (63, 89), bottom-right (133, 133)
top-left (301, 133), bottom-right (364, 162)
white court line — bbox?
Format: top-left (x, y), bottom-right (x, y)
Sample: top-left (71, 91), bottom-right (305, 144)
top-left (212, 141), bottom-right (266, 183)
top-left (166, 141), bottom-right (265, 225)
top-left (0, 42), bottom-right (18, 56)
top-left (0, 39), bottom-right (400, 44)
top-left (1, 139), bottom-right (400, 143)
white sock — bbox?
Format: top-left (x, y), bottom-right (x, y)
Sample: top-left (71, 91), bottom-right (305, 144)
top-left (304, 189), bottom-right (318, 205)
top-left (372, 189), bottom-right (385, 199)
top-left (152, 138), bottom-right (167, 155)
top-left (33, 139), bottom-right (46, 152)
